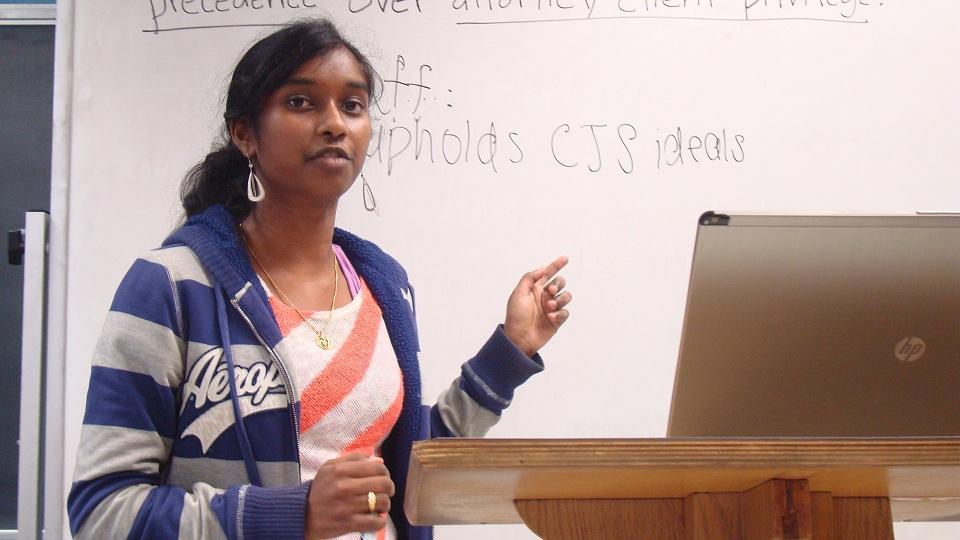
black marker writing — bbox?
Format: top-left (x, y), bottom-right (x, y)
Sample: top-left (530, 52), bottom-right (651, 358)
top-left (617, 123), bottom-right (638, 174)
top-left (367, 117), bottom-right (524, 174)
top-left (551, 124), bottom-right (578, 168)
top-left (656, 126), bottom-right (746, 169)
top-left (349, 0), bottom-right (422, 14)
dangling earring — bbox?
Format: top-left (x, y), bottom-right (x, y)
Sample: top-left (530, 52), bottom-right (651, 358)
top-left (361, 173), bottom-right (379, 216)
top-left (247, 157), bottom-right (265, 202)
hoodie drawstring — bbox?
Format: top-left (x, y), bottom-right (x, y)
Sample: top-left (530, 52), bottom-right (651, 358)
top-left (215, 286), bottom-right (264, 486)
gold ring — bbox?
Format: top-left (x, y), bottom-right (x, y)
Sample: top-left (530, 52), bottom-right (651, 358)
top-left (367, 491), bottom-right (377, 514)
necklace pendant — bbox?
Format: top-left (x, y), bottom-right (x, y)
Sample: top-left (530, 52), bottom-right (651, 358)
top-left (315, 333), bottom-right (331, 350)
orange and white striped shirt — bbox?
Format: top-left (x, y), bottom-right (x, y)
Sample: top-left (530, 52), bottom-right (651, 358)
top-left (263, 247), bottom-right (403, 540)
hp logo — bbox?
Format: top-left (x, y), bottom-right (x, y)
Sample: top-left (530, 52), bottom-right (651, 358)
top-left (894, 337), bottom-right (926, 362)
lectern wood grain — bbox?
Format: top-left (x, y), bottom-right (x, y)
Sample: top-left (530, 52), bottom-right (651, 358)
top-left (683, 493), bottom-right (739, 540)
top-left (740, 479), bottom-right (812, 539)
top-left (405, 438), bottom-right (960, 526)
top-left (810, 492), bottom-right (834, 540)
top-left (515, 499), bottom-right (684, 540)
top-left (833, 498), bottom-right (894, 540)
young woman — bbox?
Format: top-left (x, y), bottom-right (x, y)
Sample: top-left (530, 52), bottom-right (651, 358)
top-left (67, 18), bottom-right (571, 540)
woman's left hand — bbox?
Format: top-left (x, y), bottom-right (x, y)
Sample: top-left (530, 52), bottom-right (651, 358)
top-left (503, 256), bottom-right (572, 357)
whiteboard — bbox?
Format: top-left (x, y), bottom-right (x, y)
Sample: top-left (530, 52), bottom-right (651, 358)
top-left (62, 1), bottom-right (960, 538)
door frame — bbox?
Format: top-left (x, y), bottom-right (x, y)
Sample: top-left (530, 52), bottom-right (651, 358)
top-left (1, 3), bottom-right (71, 540)
top-left (46, 1), bottom-right (72, 538)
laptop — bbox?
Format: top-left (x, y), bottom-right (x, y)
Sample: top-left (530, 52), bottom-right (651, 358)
top-left (667, 212), bottom-right (960, 437)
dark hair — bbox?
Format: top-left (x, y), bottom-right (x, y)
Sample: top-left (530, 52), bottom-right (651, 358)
top-left (180, 19), bottom-right (380, 219)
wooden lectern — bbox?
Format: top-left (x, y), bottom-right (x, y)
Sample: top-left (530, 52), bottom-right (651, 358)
top-left (405, 438), bottom-right (960, 539)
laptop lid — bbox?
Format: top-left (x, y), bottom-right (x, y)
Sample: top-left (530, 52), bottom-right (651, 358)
top-left (667, 212), bottom-right (960, 437)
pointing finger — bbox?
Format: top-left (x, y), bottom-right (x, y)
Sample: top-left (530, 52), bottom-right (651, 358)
top-left (517, 267), bottom-right (546, 289)
top-left (535, 256), bottom-right (569, 287)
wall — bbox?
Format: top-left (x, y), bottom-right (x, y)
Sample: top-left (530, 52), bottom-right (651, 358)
top-left (62, 1), bottom-right (960, 537)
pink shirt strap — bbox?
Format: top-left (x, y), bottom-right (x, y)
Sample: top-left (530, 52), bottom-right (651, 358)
top-left (332, 244), bottom-right (361, 299)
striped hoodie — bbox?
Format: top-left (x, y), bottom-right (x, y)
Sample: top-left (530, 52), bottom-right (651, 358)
top-left (67, 204), bottom-right (545, 539)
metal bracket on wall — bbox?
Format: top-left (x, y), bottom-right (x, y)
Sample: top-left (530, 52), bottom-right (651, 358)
top-left (0, 5), bottom-right (56, 25)
top-left (7, 229), bottom-right (25, 265)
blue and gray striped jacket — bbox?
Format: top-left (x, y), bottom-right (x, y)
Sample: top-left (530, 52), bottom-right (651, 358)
top-left (67, 204), bottom-right (544, 539)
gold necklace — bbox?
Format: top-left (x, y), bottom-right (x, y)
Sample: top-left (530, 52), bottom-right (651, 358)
top-left (239, 224), bottom-right (338, 350)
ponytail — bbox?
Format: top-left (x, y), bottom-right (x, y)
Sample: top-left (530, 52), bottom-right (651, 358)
top-left (180, 137), bottom-right (251, 219)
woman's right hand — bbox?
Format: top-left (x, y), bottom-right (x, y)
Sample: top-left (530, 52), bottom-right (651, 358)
top-left (305, 453), bottom-right (395, 539)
